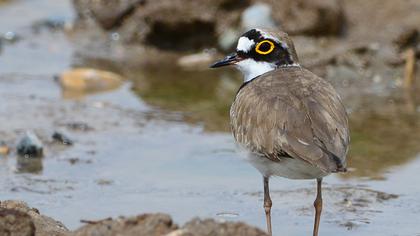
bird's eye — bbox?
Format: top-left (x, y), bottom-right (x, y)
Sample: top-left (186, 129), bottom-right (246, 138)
top-left (255, 40), bottom-right (275, 55)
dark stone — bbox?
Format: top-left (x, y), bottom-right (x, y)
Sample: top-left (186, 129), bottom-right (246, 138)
top-left (52, 131), bottom-right (74, 145)
top-left (16, 132), bottom-right (43, 158)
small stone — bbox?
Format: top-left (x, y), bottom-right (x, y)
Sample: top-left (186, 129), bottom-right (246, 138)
top-left (52, 131), bottom-right (74, 145)
top-left (16, 131), bottom-right (43, 158)
top-left (241, 3), bottom-right (277, 30)
top-left (2, 31), bottom-right (21, 43)
top-left (58, 68), bottom-right (123, 92)
top-left (0, 141), bottom-right (10, 155)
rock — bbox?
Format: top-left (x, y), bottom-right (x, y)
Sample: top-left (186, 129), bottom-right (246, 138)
top-left (0, 141), bottom-right (10, 155)
top-left (58, 68), bottom-right (123, 92)
top-left (241, 3), bottom-right (277, 30)
top-left (72, 0), bottom-right (247, 52)
top-left (0, 200), bottom-right (69, 236)
top-left (16, 131), bottom-right (43, 158)
top-left (1, 31), bottom-right (21, 43)
top-left (0, 208), bottom-right (35, 236)
top-left (73, 213), bottom-right (178, 236)
top-left (173, 218), bottom-right (269, 236)
top-left (268, 0), bottom-right (344, 36)
top-left (52, 132), bottom-right (74, 146)
top-left (120, 0), bottom-right (218, 51)
top-left (72, 0), bottom-right (145, 30)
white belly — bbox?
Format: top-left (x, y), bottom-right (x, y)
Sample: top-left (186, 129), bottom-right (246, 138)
top-left (246, 153), bottom-right (329, 179)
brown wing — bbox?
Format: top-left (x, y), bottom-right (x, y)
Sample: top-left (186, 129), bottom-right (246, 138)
top-left (230, 67), bottom-right (349, 173)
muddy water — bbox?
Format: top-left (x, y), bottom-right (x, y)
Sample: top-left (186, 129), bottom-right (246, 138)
top-left (1, 1), bottom-right (420, 235)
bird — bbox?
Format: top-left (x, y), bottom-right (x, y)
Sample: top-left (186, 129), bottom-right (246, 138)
top-left (210, 29), bottom-right (349, 236)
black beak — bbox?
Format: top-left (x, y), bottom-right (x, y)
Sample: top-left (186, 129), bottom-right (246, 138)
top-left (209, 53), bottom-right (241, 68)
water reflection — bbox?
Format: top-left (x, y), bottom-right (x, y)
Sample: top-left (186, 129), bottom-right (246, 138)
top-left (16, 156), bottom-right (43, 174)
top-left (347, 91), bottom-right (420, 179)
top-left (127, 67), bottom-right (420, 179)
top-left (129, 68), bottom-right (240, 131)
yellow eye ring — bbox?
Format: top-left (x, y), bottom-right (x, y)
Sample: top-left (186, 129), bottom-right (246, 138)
top-left (255, 40), bottom-right (275, 55)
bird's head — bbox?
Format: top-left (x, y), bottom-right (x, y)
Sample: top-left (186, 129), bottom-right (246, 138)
top-left (210, 29), bottom-right (300, 82)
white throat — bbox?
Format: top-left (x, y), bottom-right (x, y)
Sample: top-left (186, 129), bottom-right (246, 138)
top-left (235, 59), bottom-right (276, 82)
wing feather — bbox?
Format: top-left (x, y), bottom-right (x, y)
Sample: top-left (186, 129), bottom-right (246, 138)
top-left (230, 67), bottom-right (349, 173)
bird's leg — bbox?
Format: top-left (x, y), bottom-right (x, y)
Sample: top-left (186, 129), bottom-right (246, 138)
top-left (313, 178), bottom-right (323, 236)
top-left (263, 176), bottom-right (272, 236)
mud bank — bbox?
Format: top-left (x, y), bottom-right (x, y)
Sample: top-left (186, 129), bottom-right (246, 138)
top-left (0, 200), bottom-right (268, 236)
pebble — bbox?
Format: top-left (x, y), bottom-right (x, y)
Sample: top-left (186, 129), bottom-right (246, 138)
top-left (16, 131), bottom-right (43, 158)
top-left (0, 141), bottom-right (10, 155)
top-left (58, 68), bottom-right (123, 92)
top-left (52, 131), bottom-right (74, 145)
top-left (1, 31), bottom-right (21, 43)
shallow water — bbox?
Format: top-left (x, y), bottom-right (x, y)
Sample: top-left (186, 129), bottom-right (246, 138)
top-left (1, 1), bottom-right (420, 235)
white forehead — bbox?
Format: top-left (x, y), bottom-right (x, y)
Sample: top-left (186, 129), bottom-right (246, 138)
top-left (236, 37), bottom-right (255, 52)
